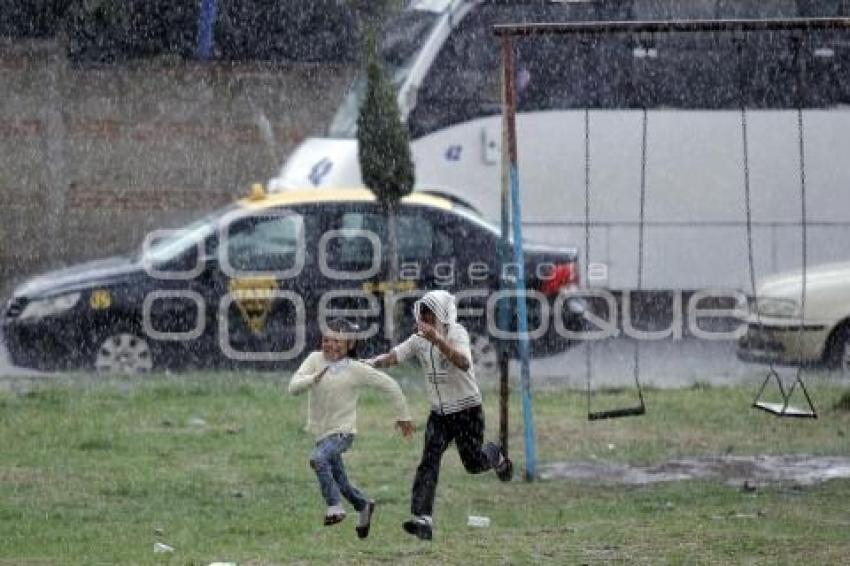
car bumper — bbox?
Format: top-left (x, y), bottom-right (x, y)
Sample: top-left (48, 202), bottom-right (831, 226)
top-left (737, 321), bottom-right (829, 366)
top-left (2, 317), bottom-right (92, 371)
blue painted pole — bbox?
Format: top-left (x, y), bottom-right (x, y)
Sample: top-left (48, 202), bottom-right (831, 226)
top-left (509, 165), bottom-right (537, 481)
top-left (196, 0), bottom-right (218, 61)
top-left (501, 35), bottom-right (536, 481)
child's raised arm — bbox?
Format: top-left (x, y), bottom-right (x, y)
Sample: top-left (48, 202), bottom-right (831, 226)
top-left (352, 361), bottom-right (414, 437)
top-left (365, 351), bottom-right (398, 368)
top-left (288, 352), bottom-right (327, 395)
top-left (366, 331), bottom-right (417, 368)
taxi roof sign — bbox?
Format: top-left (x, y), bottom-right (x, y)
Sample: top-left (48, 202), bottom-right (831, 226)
top-left (249, 183), bottom-right (267, 201)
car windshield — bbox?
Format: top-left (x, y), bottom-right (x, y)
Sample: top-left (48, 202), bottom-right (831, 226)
top-left (449, 204), bottom-right (500, 236)
top-left (326, 6), bottom-right (441, 138)
top-left (137, 207), bottom-right (233, 263)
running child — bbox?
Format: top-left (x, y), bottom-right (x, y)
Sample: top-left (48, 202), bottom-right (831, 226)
top-left (368, 290), bottom-right (512, 541)
top-left (289, 317), bottom-right (415, 538)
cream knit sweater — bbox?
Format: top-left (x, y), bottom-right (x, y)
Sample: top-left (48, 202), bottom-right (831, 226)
top-left (289, 352), bottom-right (411, 441)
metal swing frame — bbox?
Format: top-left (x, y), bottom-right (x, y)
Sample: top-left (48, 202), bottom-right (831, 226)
top-left (494, 18), bottom-right (850, 428)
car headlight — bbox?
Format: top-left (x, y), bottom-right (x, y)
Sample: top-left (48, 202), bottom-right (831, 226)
top-left (18, 292), bottom-right (81, 321)
top-left (756, 297), bottom-right (800, 318)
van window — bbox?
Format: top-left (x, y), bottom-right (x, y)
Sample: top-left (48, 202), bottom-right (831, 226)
top-left (407, 1), bottom-right (850, 138)
top-left (327, 8), bottom-right (441, 138)
top-left (633, 0), bottom-right (797, 19)
top-left (408, 3), bottom-right (633, 137)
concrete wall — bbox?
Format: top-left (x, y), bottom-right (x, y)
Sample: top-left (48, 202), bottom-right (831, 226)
top-left (0, 39), bottom-right (355, 299)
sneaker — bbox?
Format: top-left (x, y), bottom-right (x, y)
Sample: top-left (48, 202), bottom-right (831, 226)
top-left (495, 449), bottom-right (513, 482)
top-left (402, 516), bottom-right (433, 541)
top-left (355, 500), bottom-right (376, 539)
top-left (323, 512), bottom-right (346, 526)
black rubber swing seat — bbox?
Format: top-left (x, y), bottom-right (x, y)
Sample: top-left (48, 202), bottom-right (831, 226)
top-left (588, 404), bottom-right (646, 421)
top-left (584, 109), bottom-right (650, 423)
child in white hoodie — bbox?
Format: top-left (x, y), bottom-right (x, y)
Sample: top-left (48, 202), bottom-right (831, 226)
top-left (289, 318), bottom-right (414, 538)
top-left (368, 290), bottom-right (512, 541)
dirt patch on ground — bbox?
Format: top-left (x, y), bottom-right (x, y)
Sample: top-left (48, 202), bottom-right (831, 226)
top-left (539, 455), bottom-right (850, 487)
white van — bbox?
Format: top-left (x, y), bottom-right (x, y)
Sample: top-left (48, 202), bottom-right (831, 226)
top-left (269, 0), bottom-right (850, 293)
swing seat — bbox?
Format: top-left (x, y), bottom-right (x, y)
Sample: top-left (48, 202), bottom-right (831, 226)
top-left (588, 404), bottom-right (646, 421)
top-left (753, 401), bottom-right (817, 419)
top-left (751, 368), bottom-right (818, 419)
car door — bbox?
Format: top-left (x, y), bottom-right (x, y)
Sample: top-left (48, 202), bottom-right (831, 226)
top-left (317, 202), bottom-right (393, 352)
top-left (214, 205), bottom-right (318, 365)
top-left (431, 209), bottom-right (500, 333)
top-left (321, 203), bottom-right (467, 341)
top-left (137, 218), bottom-right (224, 369)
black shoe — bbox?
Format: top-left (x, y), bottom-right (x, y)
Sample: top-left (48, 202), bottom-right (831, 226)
top-left (323, 512), bottom-right (346, 526)
top-left (495, 450), bottom-right (513, 482)
top-left (402, 517), bottom-right (433, 541)
top-left (355, 500), bottom-right (375, 539)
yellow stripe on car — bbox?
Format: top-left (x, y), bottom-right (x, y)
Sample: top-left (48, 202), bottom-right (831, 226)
top-left (237, 187), bottom-right (452, 211)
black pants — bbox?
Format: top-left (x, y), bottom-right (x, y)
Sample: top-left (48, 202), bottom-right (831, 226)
top-left (411, 405), bottom-right (500, 517)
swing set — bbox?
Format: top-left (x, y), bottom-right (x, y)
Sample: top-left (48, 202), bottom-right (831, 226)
top-left (495, 16), bottom-right (849, 476)
top-left (581, 30), bottom-right (821, 420)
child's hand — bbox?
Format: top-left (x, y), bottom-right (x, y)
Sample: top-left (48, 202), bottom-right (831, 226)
top-left (396, 420), bottom-right (415, 439)
top-left (363, 355), bottom-right (388, 368)
top-left (417, 321), bottom-right (439, 343)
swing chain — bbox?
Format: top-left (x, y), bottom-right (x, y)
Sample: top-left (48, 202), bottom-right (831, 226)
top-left (583, 38), bottom-right (649, 420)
top-left (584, 106), bottom-right (592, 419)
top-left (749, 34), bottom-right (817, 419)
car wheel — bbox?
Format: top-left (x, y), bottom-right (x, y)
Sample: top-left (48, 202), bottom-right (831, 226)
top-left (838, 329), bottom-right (850, 376)
top-left (94, 327), bottom-right (154, 374)
top-left (825, 322), bottom-right (850, 375)
top-left (469, 331), bottom-right (499, 379)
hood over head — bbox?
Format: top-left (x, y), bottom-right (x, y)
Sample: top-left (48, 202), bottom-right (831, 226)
top-left (413, 290), bottom-right (457, 326)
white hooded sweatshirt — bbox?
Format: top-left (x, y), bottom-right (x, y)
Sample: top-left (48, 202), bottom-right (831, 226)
top-left (393, 290), bottom-right (483, 415)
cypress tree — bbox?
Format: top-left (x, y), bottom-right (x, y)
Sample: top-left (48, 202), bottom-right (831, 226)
top-left (357, 30), bottom-right (414, 209)
top-left (356, 28), bottom-right (415, 343)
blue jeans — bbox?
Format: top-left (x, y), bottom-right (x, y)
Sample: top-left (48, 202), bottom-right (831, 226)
top-left (309, 433), bottom-right (368, 511)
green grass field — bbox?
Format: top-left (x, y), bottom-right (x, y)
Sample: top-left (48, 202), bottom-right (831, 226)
top-left (1, 372), bottom-right (848, 564)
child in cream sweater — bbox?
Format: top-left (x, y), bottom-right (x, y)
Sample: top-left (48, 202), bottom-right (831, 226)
top-left (289, 318), bottom-right (414, 538)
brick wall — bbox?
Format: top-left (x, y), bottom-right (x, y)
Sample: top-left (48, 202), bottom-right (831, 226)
top-left (0, 39), bottom-right (355, 299)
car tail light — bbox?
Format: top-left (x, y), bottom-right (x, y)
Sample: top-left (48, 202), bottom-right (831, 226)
top-left (541, 262), bottom-right (579, 296)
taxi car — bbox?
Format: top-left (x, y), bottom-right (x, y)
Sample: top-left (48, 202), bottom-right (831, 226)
top-left (2, 186), bottom-right (584, 374)
top-left (737, 261), bottom-right (850, 373)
